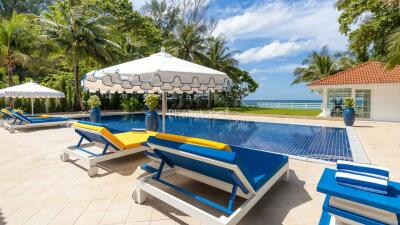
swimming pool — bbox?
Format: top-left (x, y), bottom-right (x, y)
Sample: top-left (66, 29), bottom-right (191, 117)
top-left (80, 114), bottom-right (352, 162)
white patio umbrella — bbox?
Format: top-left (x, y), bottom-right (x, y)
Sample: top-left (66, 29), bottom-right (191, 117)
top-left (83, 48), bottom-right (231, 132)
top-left (0, 81), bottom-right (65, 115)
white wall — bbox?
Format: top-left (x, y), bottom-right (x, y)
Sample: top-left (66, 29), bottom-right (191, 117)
top-left (371, 86), bottom-right (400, 122)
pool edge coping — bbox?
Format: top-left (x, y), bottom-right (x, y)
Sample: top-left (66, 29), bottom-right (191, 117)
top-left (346, 126), bottom-right (370, 163)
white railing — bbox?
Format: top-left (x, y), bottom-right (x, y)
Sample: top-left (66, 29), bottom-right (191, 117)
top-left (167, 109), bottom-right (229, 119)
top-left (242, 102), bottom-right (322, 110)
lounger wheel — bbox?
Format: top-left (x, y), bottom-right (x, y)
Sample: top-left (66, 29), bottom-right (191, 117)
top-left (88, 167), bottom-right (98, 177)
top-left (60, 153), bottom-right (69, 162)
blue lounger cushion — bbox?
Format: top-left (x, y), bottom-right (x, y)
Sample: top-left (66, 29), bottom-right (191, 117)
top-left (13, 112), bottom-right (68, 123)
top-left (147, 136), bottom-right (288, 192)
top-left (337, 160), bottom-right (389, 180)
top-left (336, 171), bottom-right (388, 195)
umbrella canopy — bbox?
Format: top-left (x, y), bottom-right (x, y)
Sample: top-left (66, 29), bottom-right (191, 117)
top-left (83, 48), bottom-right (231, 94)
top-left (0, 81), bottom-right (65, 115)
top-left (82, 48), bottom-right (231, 132)
top-left (0, 81), bottom-right (65, 98)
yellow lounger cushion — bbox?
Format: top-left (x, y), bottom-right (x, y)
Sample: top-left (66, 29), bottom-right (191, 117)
top-left (40, 114), bottom-right (50, 118)
top-left (72, 122), bottom-right (156, 150)
top-left (114, 131), bottom-right (157, 149)
top-left (155, 133), bottom-right (231, 151)
top-left (1, 108), bottom-right (13, 117)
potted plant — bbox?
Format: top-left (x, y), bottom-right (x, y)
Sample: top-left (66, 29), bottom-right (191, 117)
top-left (88, 95), bottom-right (101, 122)
top-left (343, 97), bottom-right (355, 126)
top-left (144, 94), bottom-right (159, 131)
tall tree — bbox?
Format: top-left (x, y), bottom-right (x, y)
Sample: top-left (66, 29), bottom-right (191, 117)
top-left (39, 0), bottom-right (120, 110)
top-left (142, 0), bottom-right (180, 39)
top-left (200, 37), bottom-right (237, 72)
top-left (0, 0), bottom-right (52, 18)
top-left (292, 46), bottom-right (354, 84)
top-left (0, 12), bottom-right (35, 87)
top-left (336, 0), bottom-right (400, 62)
top-left (199, 37), bottom-right (240, 108)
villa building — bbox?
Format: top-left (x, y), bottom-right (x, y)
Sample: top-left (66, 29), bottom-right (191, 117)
top-left (307, 61), bottom-right (400, 122)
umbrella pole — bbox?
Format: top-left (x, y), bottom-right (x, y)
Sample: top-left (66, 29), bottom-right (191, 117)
top-left (162, 91), bottom-right (167, 133)
top-left (31, 98), bottom-right (34, 116)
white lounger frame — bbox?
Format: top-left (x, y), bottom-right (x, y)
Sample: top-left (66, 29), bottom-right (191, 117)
top-left (135, 145), bottom-right (289, 225)
top-left (61, 127), bottom-right (150, 176)
top-left (328, 196), bottom-right (398, 225)
top-left (3, 120), bottom-right (71, 133)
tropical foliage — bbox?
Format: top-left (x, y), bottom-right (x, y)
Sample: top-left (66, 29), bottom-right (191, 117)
top-left (293, 0), bottom-right (400, 84)
top-left (144, 94), bottom-right (159, 111)
top-left (0, 0), bottom-right (257, 112)
top-left (87, 95), bottom-right (101, 108)
top-left (292, 46), bottom-right (354, 84)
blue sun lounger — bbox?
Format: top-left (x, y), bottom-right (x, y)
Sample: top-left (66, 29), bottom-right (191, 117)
top-left (317, 168), bottom-right (400, 225)
top-left (62, 121), bottom-right (155, 176)
top-left (2, 111), bottom-right (70, 133)
top-left (135, 136), bottom-right (289, 225)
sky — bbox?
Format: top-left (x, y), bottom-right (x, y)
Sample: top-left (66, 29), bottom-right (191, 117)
top-left (133, 0), bottom-right (349, 100)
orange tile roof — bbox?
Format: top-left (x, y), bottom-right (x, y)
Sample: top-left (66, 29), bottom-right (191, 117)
top-left (307, 62), bottom-right (400, 86)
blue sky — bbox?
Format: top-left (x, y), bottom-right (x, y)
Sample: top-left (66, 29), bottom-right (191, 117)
top-left (134, 0), bottom-right (348, 100)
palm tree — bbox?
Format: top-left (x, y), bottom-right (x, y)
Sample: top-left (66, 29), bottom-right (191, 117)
top-left (38, 1), bottom-right (120, 110)
top-left (200, 37), bottom-right (237, 71)
top-left (198, 37), bottom-right (238, 108)
top-left (167, 23), bottom-right (207, 61)
top-left (0, 12), bottom-right (33, 87)
top-left (120, 34), bottom-right (152, 61)
top-left (385, 28), bottom-right (400, 69)
top-left (166, 23), bottom-right (207, 109)
top-left (292, 46), bottom-right (348, 84)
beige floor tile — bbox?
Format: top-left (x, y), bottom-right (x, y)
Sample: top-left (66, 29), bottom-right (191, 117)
top-left (149, 220), bottom-right (176, 225)
top-left (126, 205), bottom-right (152, 222)
top-left (124, 222), bottom-right (150, 225)
top-left (100, 209), bottom-right (130, 225)
top-left (48, 213), bottom-right (81, 225)
top-left (74, 211), bottom-right (106, 225)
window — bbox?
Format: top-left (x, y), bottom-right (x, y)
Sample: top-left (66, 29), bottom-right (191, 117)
top-left (355, 89), bottom-right (371, 119)
top-left (327, 88), bottom-right (352, 117)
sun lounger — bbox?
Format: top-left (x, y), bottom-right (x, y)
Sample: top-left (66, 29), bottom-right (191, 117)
top-left (62, 121), bottom-right (156, 176)
top-left (135, 136), bottom-right (289, 225)
top-left (2, 111), bottom-right (70, 133)
top-left (317, 168), bottom-right (400, 225)
top-left (1, 107), bottom-right (14, 120)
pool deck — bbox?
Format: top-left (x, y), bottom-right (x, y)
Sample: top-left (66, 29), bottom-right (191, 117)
top-left (0, 114), bottom-right (399, 225)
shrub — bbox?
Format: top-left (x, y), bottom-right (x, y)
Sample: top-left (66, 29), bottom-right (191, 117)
top-left (87, 95), bottom-right (101, 108)
top-left (144, 94), bottom-right (159, 111)
top-left (344, 97), bottom-right (354, 108)
top-left (121, 98), bottom-right (142, 111)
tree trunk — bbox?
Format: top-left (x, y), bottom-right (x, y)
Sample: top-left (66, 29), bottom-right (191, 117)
top-left (177, 93), bottom-right (186, 109)
top-left (6, 63), bottom-right (14, 107)
top-left (73, 63), bottom-right (84, 111)
top-left (207, 92), bottom-right (213, 109)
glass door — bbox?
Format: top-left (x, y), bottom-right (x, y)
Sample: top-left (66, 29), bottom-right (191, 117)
top-left (355, 89), bottom-right (371, 119)
top-left (327, 88), bottom-right (352, 117)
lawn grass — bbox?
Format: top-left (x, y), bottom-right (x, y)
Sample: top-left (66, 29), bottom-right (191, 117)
top-left (213, 106), bottom-right (321, 116)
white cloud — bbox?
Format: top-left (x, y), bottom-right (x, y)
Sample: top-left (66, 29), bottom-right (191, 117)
top-left (250, 63), bottom-right (300, 74)
top-left (235, 41), bottom-right (309, 63)
top-left (215, 0), bottom-right (347, 62)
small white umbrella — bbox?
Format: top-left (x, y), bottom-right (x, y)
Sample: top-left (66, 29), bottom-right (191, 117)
top-left (83, 48), bottom-right (231, 132)
top-left (0, 81), bottom-right (65, 115)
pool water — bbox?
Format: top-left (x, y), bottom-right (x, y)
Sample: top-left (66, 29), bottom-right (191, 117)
top-left (80, 114), bottom-right (352, 162)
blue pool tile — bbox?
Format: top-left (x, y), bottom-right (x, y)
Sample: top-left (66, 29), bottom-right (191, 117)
top-left (80, 114), bottom-right (352, 162)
